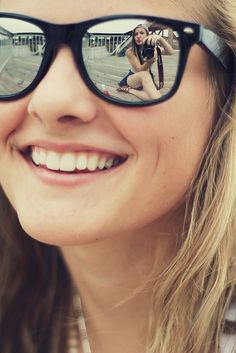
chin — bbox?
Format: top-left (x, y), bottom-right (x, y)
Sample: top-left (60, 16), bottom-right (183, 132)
top-left (17, 214), bottom-right (112, 246)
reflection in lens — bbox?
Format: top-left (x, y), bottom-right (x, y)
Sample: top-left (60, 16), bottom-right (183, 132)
top-left (82, 18), bottom-right (180, 104)
top-left (0, 18), bottom-right (44, 96)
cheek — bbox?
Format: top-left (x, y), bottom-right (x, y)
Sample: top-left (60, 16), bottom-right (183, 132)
top-left (0, 99), bottom-right (28, 202)
top-left (156, 79), bottom-right (214, 184)
top-left (0, 98), bottom-right (28, 141)
top-left (107, 70), bottom-right (214, 219)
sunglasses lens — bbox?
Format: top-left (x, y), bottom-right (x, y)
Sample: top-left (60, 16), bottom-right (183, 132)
top-left (82, 18), bottom-right (181, 104)
top-left (0, 16), bottom-right (182, 104)
top-left (0, 17), bottom-right (44, 97)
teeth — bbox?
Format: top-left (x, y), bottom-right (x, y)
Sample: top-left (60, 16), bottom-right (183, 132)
top-left (31, 147), bottom-right (124, 172)
top-left (76, 153), bottom-right (87, 170)
top-left (87, 153), bottom-right (99, 172)
top-left (46, 151), bottom-right (60, 170)
top-left (98, 156), bottom-right (107, 170)
top-left (105, 159), bottom-right (113, 169)
top-left (32, 147), bottom-right (40, 165)
top-left (38, 148), bottom-right (47, 165)
top-left (60, 153), bottom-right (76, 172)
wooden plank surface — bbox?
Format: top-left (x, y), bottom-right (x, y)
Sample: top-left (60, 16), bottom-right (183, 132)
top-left (0, 46), bottom-right (179, 101)
top-left (0, 52), bottom-right (41, 94)
top-left (85, 51), bottom-right (179, 100)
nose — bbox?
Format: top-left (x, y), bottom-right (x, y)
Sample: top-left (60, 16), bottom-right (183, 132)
top-left (27, 46), bottom-right (98, 128)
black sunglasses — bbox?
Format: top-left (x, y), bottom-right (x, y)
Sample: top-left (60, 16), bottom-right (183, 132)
top-left (0, 13), bottom-right (234, 106)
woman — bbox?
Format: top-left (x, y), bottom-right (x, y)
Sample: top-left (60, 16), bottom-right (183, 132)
top-left (118, 23), bottom-right (174, 100)
top-left (0, 0), bottom-right (235, 353)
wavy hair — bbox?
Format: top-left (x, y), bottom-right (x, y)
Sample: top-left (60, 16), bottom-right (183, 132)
top-left (148, 0), bottom-right (236, 353)
top-left (131, 24), bottom-right (149, 64)
top-left (0, 189), bottom-right (74, 353)
top-left (0, 1), bottom-right (236, 353)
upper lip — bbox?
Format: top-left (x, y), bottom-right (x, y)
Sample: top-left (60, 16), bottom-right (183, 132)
top-left (18, 140), bottom-right (128, 157)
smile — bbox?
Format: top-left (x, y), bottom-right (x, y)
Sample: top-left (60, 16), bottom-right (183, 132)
top-left (24, 146), bottom-right (127, 173)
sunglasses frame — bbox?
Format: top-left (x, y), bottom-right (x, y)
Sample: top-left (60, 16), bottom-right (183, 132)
top-left (0, 12), bottom-right (234, 106)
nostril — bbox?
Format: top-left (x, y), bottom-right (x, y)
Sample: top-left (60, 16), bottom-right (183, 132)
top-left (58, 116), bottom-right (80, 123)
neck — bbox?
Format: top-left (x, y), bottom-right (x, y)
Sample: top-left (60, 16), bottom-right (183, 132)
top-left (61, 219), bottom-right (180, 353)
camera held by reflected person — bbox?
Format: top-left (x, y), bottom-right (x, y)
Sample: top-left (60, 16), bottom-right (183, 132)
top-left (142, 42), bottom-right (155, 59)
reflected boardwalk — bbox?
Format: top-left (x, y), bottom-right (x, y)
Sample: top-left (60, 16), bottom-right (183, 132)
top-left (0, 46), bottom-right (41, 95)
top-left (84, 48), bottom-right (180, 101)
top-left (0, 45), bottom-right (179, 101)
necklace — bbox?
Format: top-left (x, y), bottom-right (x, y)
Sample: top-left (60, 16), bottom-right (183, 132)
top-left (67, 296), bottom-right (92, 353)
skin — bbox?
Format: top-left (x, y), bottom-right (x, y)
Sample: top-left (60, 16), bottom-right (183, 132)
top-left (134, 27), bottom-right (148, 46)
top-left (0, 0), bottom-right (215, 352)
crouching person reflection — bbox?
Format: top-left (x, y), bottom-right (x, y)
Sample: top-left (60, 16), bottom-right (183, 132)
top-left (118, 24), bottom-right (174, 101)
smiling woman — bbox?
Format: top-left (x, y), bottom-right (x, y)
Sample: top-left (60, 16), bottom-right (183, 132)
top-left (0, 0), bottom-right (235, 353)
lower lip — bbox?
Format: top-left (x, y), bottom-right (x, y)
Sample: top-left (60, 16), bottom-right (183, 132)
top-left (22, 155), bottom-right (126, 187)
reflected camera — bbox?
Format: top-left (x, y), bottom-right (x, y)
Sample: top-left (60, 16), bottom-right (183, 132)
top-left (142, 42), bottom-right (155, 59)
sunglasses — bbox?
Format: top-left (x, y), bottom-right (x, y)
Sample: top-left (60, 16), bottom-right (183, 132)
top-left (0, 13), bottom-right (234, 106)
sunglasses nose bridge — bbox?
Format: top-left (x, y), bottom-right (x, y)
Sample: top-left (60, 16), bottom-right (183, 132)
top-left (47, 24), bottom-right (76, 48)
top-left (44, 24), bottom-right (81, 71)
top-left (49, 24), bottom-right (82, 60)
top-left (61, 23), bottom-right (84, 46)
top-left (44, 24), bottom-right (84, 82)
top-left (62, 25), bottom-right (85, 73)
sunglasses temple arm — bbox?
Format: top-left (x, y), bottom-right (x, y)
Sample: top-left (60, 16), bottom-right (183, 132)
top-left (199, 27), bottom-right (234, 72)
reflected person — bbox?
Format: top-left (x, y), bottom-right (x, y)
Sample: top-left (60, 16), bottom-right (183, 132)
top-left (118, 24), bottom-right (174, 100)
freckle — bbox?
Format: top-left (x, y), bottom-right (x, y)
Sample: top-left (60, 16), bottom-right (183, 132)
top-left (171, 136), bottom-right (175, 140)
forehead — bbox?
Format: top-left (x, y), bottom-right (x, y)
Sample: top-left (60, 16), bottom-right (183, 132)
top-left (0, 0), bottom-right (197, 24)
top-left (134, 27), bottom-right (148, 34)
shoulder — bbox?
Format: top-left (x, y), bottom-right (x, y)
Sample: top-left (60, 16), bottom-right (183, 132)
top-left (220, 303), bottom-right (236, 353)
top-left (126, 47), bottom-right (134, 58)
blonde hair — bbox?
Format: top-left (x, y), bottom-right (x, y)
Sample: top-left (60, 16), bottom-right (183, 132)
top-left (0, 1), bottom-right (235, 353)
top-left (148, 1), bottom-right (236, 352)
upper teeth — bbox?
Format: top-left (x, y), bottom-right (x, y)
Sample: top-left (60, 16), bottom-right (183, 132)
top-left (31, 147), bottom-right (121, 172)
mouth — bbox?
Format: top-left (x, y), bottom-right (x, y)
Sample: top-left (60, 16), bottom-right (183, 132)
top-left (21, 146), bottom-right (128, 174)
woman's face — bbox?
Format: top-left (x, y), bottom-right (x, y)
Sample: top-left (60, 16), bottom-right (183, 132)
top-left (0, 0), bottom-right (215, 245)
top-left (134, 27), bottom-right (148, 46)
